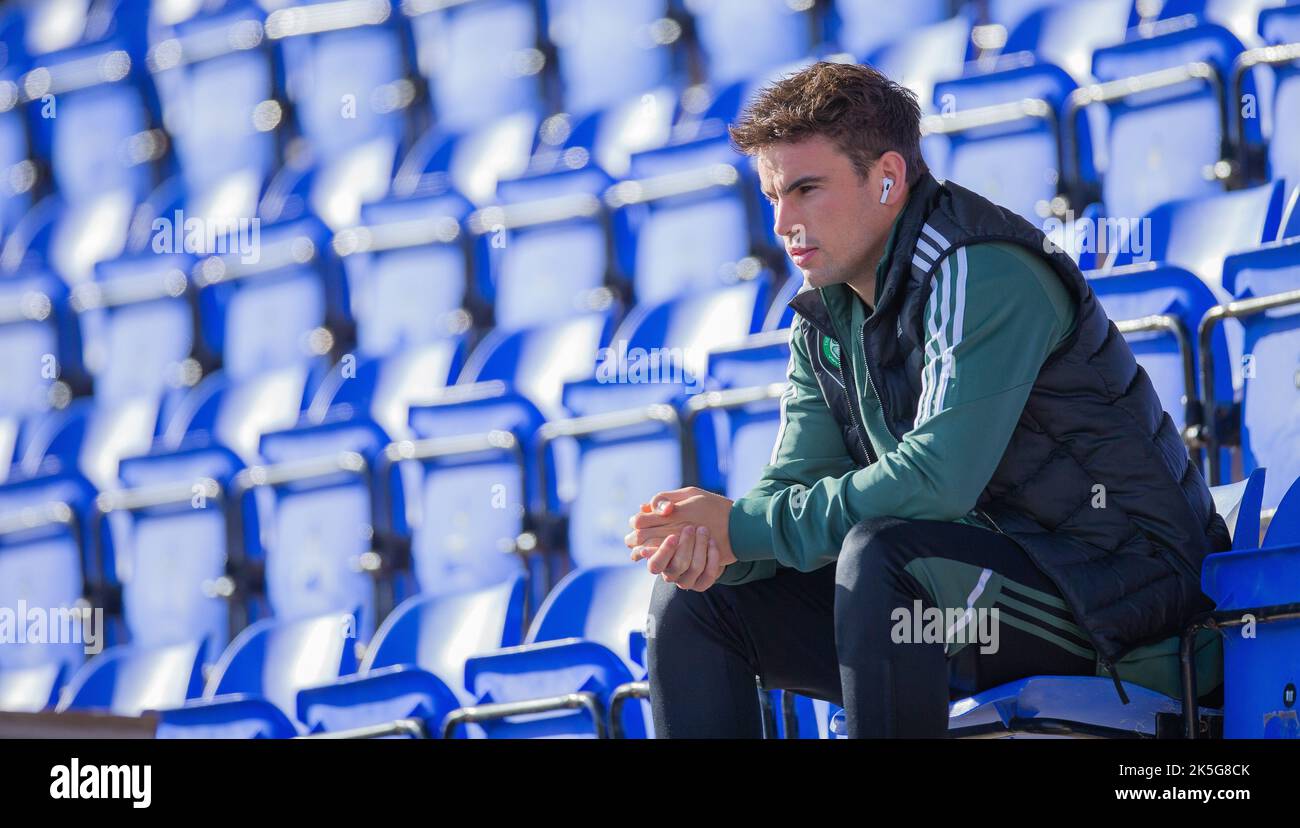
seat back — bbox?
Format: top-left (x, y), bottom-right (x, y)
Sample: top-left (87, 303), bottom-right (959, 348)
top-left (526, 564), bottom-right (658, 669)
top-left (459, 312), bottom-right (610, 417)
top-left (1210, 467), bottom-right (1266, 550)
top-left (0, 472), bottom-right (95, 678)
top-left (696, 330), bottom-right (792, 498)
top-left (1223, 240), bottom-right (1300, 508)
top-left (1001, 0), bottom-right (1130, 80)
top-left (59, 640), bottom-right (206, 716)
top-left (364, 575), bottom-right (527, 695)
top-left (403, 393), bottom-right (544, 594)
top-left (407, 0), bottom-right (544, 132)
top-left (487, 167), bottom-right (615, 331)
top-left (205, 610), bottom-right (359, 717)
top-left (690, 0), bottom-right (813, 86)
top-left (1202, 543), bottom-right (1300, 738)
top-left (930, 63), bottom-right (1086, 223)
top-left (545, 0), bottom-right (674, 115)
top-left (1108, 180), bottom-right (1287, 298)
top-left (254, 419), bottom-right (392, 639)
top-left (149, 3), bottom-right (280, 206)
top-left (1090, 24), bottom-right (1254, 222)
top-left (622, 137), bottom-right (766, 306)
top-left (1088, 265), bottom-right (1231, 436)
top-left (1260, 6), bottom-right (1300, 188)
top-left (113, 445), bottom-right (244, 654)
top-left (340, 191), bottom-right (474, 360)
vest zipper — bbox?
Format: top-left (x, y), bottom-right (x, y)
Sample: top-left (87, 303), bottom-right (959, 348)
top-left (976, 508), bottom-right (1005, 536)
top-left (1102, 660), bottom-right (1131, 705)
top-left (860, 319), bottom-right (905, 444)
top-left (860, 320), bottom-right (887, 435)
top-left (835, 336), bottom-right (875, 466)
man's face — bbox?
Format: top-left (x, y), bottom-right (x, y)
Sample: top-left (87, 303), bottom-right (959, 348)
top-left (757, 135), bottom-right (890, 290)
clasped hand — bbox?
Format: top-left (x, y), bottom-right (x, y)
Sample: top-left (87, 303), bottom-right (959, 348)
top-left (623, 487), bottom-right (737, 591)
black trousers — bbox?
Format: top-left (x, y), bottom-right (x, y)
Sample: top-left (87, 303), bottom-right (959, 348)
top-left (646, 516), bottom-right (1104, 737)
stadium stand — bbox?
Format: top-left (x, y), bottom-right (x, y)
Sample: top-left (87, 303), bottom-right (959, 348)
top-left (0, 0), bottom-right (1297, 741)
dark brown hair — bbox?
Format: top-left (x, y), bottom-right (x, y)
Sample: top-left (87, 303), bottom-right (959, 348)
top-left (728, 61), bottom-right (929, 187)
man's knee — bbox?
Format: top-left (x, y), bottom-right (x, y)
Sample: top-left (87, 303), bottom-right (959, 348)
top-left (835, 516), bottom-right (915, 590)
top-left (646, 576), bottom-right (720, 654)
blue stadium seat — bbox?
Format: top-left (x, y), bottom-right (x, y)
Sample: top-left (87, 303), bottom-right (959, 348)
top-left (475, 166), bottom-right (620, 331)
top-left (947, 675), bottom-right (1190, 737)
top-left (306, 336), bottom-right (466, 440)
top-left (926, 62), bottom-right (1095, 222)
top-left (686, 330), bottom-right (791, 498)
top-left (1139, 0), bottom-right (1285, 46)
top-left (12, 32), bottom-right (166, 283)
top-left (545, 0), bottom-right (679, 116)
top-left (449, 564), bottom-right (656, 738)
top-left (156, 695), bottom-right (298, 738)
top-left (264, 0), bottom-right (419, 230)
top-left (1262, 473), bottom-right (1300, 547)
top-left (999, 0), bottom-right (1130, 81)
top-left (0, 470), bottom-right (101, 711)
top-left (0, 270), bottom-right (82, 417)
top-left (4, 392), bottom-right (165, 493)
top-left (333, 190), bottom-right (476, 360)
top-left (1215, 238), bottom-right (1300, 503)
top-left (1085, 24), bottom-right (1261, 222)
top-left (688, 0), bottom-right (815, 87)
top-left (1088, 265), bottom-right (1231, 448)
top-left (399, 390), bottom-right (546, 597)
top-left (157, 359), bottom-right (326, 463)
top-left (392, 109), bottom-right (541, 207)
top-left (241, 417), bottom-right (394, 640)
top-left (1107, 179), bottom-right (1287, 298)
top-left (1210, 467), bottom-right (1268, 551)
top-left (57, 639), bottom-right (206, 716)
top-left (76, 249), bottom-right (196, 405)
top-left (294, 575), bottom-right (526, 736)
top-left (830, 0), bottom-right (951, 58)
top-left (405, 0), bottom-right (545, 132)
top-left (192, 215), bottom-right (347, 382)
top-left (614, 136), bottom-right (771, 306)
top-left (1201, 539), bottom-right (1300, 738)
top-left (458, 311), bottom-right (611, 417)
top-left (0, 661), bottom-right (68, 713)
top-left (156, 609), bottom-right (359, 737)
top-left (762, 270), bottom-right (803, 331)
top-left (545, 85), bottom-right (680, 179)
top-left (105, 444), bottom-right (245, 656)
top-left (545, 281), bottom-right (766, 569)
top-left (146, 1), bottom-right (281, 230)
top-left (18, 0), bottom-right (105, 57)
top-left (1251, 4), bottom-right (1300, 187)
top-left (864, 14), bottom-right (973, 117)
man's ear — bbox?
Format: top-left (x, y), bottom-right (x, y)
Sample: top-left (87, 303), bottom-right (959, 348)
top-left (875, 151), bottom-right (909, 201)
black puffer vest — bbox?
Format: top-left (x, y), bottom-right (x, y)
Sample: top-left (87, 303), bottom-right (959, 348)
top-left (788, 173), bottom-right (1231, 684)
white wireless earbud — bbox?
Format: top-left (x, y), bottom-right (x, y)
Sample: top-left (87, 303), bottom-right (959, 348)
top-left (880, 177), bottom-right (894, 204)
